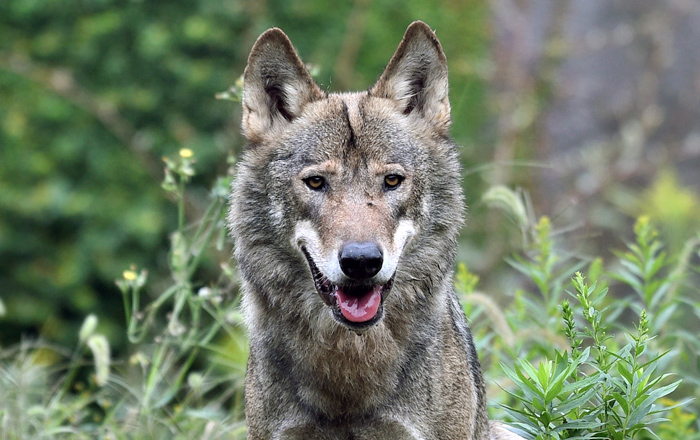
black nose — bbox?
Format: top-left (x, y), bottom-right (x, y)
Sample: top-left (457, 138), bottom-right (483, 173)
top-left (339, 242), bottom-right (383, 280)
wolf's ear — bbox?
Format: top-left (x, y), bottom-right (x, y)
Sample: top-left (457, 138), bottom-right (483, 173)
top-left (370, 21), bottom-right (450, 134)
top-left (242, 28), bottom-right (324, 143)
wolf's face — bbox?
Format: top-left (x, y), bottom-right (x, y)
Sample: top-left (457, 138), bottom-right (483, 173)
top-left (231, 22), bottom-right (463, 334)
top-left (288, 98), bottom-right (420, 330)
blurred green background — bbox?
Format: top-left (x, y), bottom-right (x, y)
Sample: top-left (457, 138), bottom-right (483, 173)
top-left (1, 0), bottom-right (699, 356)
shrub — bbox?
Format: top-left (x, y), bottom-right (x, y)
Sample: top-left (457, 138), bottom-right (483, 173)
top-left (468, 186), bottom-right (700, 439)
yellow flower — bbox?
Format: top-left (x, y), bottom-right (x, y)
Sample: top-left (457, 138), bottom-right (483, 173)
top-left (179, 148), bottom-right (194, 158)
top-left (123, 270), bottom-right (137, 281)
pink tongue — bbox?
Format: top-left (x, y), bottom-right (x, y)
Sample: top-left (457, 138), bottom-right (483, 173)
top-left (334, 286), bottom-right (382, 323)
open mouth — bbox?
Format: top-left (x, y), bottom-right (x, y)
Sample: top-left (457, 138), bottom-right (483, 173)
top-left (301, 247), bottom-right (393, 329)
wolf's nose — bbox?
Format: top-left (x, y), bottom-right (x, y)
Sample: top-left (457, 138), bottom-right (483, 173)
top-left (339, 242), bottom-right (383, 280)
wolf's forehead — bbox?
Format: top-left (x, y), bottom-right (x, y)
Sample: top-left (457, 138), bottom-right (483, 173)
top-left (338, 93), bottom-right (364, 132)
top-left (283, 95), bottom-right (417, 161)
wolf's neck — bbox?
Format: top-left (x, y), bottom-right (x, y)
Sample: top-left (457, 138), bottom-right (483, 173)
top-left (249, 282), bottom-right (451, 419)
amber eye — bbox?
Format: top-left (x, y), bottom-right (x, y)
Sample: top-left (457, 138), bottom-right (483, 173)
top-left (304, 176), bottom-right (326, 191)
top-left (384, 174), bottom-right (403, 190)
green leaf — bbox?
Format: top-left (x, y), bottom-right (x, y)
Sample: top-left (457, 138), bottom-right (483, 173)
top-left (538, 361), bottom-right (551, 390)
top-left (560, 374), bottom-right (599, 396)
top-left (500, 362), bottom-right (543, 402)
top-left (611, 392), bottom-right (629, 415)
top-left (555, 386), bottom-right (599, 414)
top-left (616, 362), bottom-right (633, 384)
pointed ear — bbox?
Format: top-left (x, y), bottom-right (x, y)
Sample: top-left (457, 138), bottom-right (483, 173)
top-left (242, 28), bottom-right (324, 143)
top-left (370, 21), bottom-right (451, 134)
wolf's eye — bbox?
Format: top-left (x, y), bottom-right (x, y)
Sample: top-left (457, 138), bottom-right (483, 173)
top-left (304, 176), bottom-right (326, 191)
top-left (384, 174), bottom-right (403, 190)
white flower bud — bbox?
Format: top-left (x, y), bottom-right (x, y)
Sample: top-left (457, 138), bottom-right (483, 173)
top-left (79, 314), bottom-right (98, 343)
top-left (87, 334), bottom-right (111, 387)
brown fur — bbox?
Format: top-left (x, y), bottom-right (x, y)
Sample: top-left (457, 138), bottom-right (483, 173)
top-left (229, 21), bottom-right (525, 440)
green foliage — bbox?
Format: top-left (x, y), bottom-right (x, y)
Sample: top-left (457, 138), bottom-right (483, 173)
top-left (500, 273), bottom-right (681, 439)
top-left (612, 216), bottom-right (675, 314)
top-left (646, 401), bottom-right (700, 440)
top-left (459, 204), bottom-right (699, 439)
top-left (462, 184), bottom-right (700, 438)
top-left (0, 0), bottom-right (246, 348)
top-left (1, 150), bottom-right (247, 439)
top-left (456, 262), bottom-right (480, 295)
top-left (640, 170), bottom-right (700, 252)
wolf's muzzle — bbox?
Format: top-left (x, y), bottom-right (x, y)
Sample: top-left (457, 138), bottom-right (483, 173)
top-left (300, 244), bottom-right (392, 330)
top-left (339, 242), bottom-right (383, 280)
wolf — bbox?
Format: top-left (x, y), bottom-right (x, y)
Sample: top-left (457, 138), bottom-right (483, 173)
top-left (228, 21), bottom-right (524, 440)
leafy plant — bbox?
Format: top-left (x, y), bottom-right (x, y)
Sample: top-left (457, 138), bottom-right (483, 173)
top-left (105, 148), bottom-right (247, 438)
top-left (501, 271), bottom-right (681, 440)
top-left (475, 205), bottom-right (700, 440)
top-left (0, 149), bottom-right (247, 439)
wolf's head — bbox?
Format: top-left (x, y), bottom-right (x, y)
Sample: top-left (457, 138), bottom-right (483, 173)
top-left (230, 22), bottom-right (463, 336)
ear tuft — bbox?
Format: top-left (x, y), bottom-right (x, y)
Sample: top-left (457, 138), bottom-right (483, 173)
top-left (370, 21), bottom-right (451, 134)
top-left (242, 28), bottom-right (324, 143)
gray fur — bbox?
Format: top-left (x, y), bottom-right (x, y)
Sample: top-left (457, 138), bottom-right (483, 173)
top-left (228, 21), bottom-right (524, 440)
